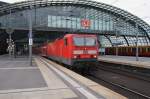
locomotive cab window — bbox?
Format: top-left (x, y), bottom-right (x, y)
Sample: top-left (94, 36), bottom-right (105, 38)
top-left (73, 37), bottom-right (96, 46)
top-left (85, 37), bottom-right (96, 46)
top-left (73, 37), bottom-right (84, 46)
top-left (64, 38), bottom-right (68, 46)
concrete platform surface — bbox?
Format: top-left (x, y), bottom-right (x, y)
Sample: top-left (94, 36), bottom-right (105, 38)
top-left (99, 55), bottom-right (150, 69)
top-left (41, 57), bottom-right (127, 99)
top-left (0, 55), bottom-right (127, 99)
top-left (0, 69), bottom-right (46, 90)
top-left (0, 56), bottom-right (47, 91)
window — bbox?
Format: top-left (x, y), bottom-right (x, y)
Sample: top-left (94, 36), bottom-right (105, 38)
top-left (73, 37), bottom-right (84, 46)
top-left (73, 37), bottom-right (96, 46)
top-left (148, 48), bottom-right (150, 52)
top-left (132, 48), bottom-right (136, 52)
top-left (64, 38), bottom-right (68, 46)
top-left (142, 48), bottom-right (146, 53)
top-left (85, 37), bottom-right (96, 46)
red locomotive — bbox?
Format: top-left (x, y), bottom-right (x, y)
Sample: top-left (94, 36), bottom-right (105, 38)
top-left (40, 34), bottom-right (99, 66)
top-left (105, 46), bottom-right (150, 57)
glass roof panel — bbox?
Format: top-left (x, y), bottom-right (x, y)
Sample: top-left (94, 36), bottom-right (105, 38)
top-left (98, 35), bottom-right (111, 47)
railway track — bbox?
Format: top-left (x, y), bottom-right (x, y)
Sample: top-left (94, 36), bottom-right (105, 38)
top-left (43, 57), bottom-right (150, 99)
top-left (97, 61), bottom-right (150, 82)
top-left (87, 73), bottom-right (150, 99)
top-left (85, 63), bottom-right (150, 99)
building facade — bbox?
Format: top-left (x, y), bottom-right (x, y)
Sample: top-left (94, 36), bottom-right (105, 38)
top-left (0, 0), bottom-right (150, 47)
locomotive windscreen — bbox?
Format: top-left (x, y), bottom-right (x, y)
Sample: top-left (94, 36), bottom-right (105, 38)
top-left (73, 37), bottom-right (96, 46)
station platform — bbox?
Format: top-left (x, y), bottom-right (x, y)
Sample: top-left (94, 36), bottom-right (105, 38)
top-left (99, 55), bottom-right (150, 69)
top-left (0, 55), bottom-right (127, 99)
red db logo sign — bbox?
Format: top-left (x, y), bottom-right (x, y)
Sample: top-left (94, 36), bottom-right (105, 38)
top-left (81, 19), bottom-right (91, 28)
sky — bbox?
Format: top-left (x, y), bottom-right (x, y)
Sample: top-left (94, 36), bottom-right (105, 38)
top-left (1, 0), bottom-right (150, 25)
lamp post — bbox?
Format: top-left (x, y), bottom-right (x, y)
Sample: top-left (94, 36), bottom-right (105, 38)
top-left (28, 1), bottom-right (33, 66)
top-left (115, 28), bottom-right (118, 56)
top-left (113, 18), bottom-right (119, 56)
top-left (135, 22), bottom-right (139, 61)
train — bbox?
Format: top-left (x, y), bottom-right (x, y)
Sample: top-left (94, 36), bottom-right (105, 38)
top-left (105, 46), bottom-right (150, 57)
top-left (40, 34), bottom-right (99, 66)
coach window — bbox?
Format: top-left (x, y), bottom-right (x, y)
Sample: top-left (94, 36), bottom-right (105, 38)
top-left (64, 38), bottom-right (68, 46)
top-left (148, 48), bottom-right (150, 52)
top-left (143, 48), bottom-right (146, 53)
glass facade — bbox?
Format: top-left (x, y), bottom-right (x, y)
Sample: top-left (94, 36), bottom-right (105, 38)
top-left (0, 0), bottom-right (149, 47)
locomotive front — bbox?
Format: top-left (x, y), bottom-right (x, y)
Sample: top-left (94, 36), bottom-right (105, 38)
top-left (71, 35), bottom-right (98, 65)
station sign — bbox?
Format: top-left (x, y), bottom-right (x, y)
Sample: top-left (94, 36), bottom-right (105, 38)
top-left (81, 19), bottom-right (91, 28)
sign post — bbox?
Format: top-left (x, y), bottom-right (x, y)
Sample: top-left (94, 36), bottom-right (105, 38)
top-left (6, 28), bottom-right (14, 59)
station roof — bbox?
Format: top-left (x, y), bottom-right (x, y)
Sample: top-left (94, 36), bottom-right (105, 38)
top-left (0, 0), bottom-right (150, 47)
top-left (0, 1), bottom-right (9, 6)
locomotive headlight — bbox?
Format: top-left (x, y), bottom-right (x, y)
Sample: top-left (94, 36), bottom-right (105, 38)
top-left (73, 50), bottom-right (84, 54)
top-left (73, 55), bottom-right (77, 59)
top-left (88, 50), bottom-right (97, 54)
top-left (93, 55), bottom-right (97, 58)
